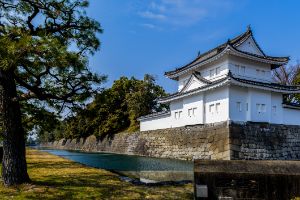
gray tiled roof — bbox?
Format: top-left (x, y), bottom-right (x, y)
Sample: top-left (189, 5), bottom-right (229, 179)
top-left (137, 110), bottom-right (171, 121)
top-left (165, 28), bottom-right (289, 79)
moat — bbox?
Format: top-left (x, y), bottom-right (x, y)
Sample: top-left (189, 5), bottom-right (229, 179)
top-left (37, 148), bottom-right (193, 182)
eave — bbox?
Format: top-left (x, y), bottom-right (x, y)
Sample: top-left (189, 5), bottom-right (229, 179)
top-left (158, 73), bottom-right (300, 104)
top-left (283, 103), bottom-right (300, 110)
top-left (137, 111), bottom-right (171, 121)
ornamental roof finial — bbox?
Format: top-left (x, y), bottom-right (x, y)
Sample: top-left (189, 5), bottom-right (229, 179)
top-left (197, 51), bottom-right (201, 57)
top-left (226, 39), bottom-right (231, 45)
top-left (247, 24), bottom-right (251, 31)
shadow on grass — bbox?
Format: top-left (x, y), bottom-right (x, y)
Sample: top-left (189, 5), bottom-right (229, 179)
top-left (27, 176), bottom-right (147, 200)
top-left (28, 161), bottom-right (85, 169)
top-left (32, 174), bottom-right (119, 188)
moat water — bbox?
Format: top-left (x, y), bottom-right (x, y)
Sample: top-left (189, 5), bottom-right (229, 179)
top-left (37, 148), bottom-right (193, 182)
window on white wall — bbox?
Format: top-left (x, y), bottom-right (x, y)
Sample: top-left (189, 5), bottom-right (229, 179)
top-left (210, 69), bottom-right (214, 77)
top-left (209, 104), bottom-right (214, 113)
top-left (256, 104), bottom-right (261, 113)
top-left (216, 67), bottom-right (221, 75)
top-left (188, 107), bottom-right (197, 117)
top-left (235, 64), bottom-right (239, 73)
top-left (256, 69), bottom-right (266, 77)
top-left (216, 103), bottom-right (221, 113)
top-left (240, 66), bottom-right (246, 74)
top-left (236, 102), bottom-right (242, 112)
top-left (256, 103), bottom-right (266, 113)
top-left (256, 69), bottom-right (260, 76)
top-left (192, 107), bottom-right (197, 116)
top-left (261, 104), bottom-right (266, 112)
top-left (272, 105), bottom-right (277, 114)
top-left (188, 108), bottom-right (192, 117)
top-left (178, 111), bottom-right (182, 118)
top-left (175, 111), bottom-right (183, 119)
top-left (234, 64), bottom-right (246, 75)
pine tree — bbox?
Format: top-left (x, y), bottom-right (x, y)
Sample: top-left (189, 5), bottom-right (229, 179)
top-left (0, 0), bottom-right (105, 186)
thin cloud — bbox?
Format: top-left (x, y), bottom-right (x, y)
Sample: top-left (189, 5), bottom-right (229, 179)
top-left (139, 11), bottom-right (166, 20)
top-left (140, 23), bottom-right (163, 31)
top-left (138, 0), bottom-right (233, 27)
top-left (141, 23), bottom-right (156, 29)
top-left (149, 2), bottom-right (166, 12)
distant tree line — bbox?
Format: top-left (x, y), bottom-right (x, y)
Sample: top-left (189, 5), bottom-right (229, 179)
top-left (38, 74), bottom-right (168, 142)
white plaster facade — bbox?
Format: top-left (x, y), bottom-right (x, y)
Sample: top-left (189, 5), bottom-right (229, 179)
top-left (139, 28), bottom-right (300, 131)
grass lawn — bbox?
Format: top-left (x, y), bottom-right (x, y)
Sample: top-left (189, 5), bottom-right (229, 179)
top-left (0, 149), bottom-right (193, 200)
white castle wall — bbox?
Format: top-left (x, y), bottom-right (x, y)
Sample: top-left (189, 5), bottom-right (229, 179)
top-left (229, 85), bottom-right (248, 122)
top-left (204, 87), bottom-right (229, 124)
top-left (140, 87), bottom-right (229, 131)
top-left (283, 108), bottom-right (300, 125)
top-left (271, 93), bottom-right (284, 124)
top-left (228, 86), bottom-right (300, 125)
top-left (228, 56), bottom-right (272, 83)
top-left (248, 89), bottom-right (272, 123)
top-left (163, 94), bottom-right (205, 129)
top-left (200, 59), bottom-right (229, 82)
top-left (139, 114), bottom-right (171, 131)
top-left (181, 94), bottom-right (204, 125)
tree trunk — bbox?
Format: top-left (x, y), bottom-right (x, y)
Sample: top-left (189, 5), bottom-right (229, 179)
top-left (0, 69), bottom-right (30, 186)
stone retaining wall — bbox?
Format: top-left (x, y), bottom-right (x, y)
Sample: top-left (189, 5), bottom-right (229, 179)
top-left (42, 121), bottom-right (230, 160)
top-left (42, 121), bottom-right (300, 160)
top-left (230, 122), bottom-right (300, 160)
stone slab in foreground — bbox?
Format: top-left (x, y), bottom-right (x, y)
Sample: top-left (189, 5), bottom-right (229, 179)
top-left (194, 160), bottom-right (300, 200)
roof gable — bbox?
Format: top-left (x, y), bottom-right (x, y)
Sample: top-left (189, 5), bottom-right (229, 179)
top-left (180, 73), bottom-right (211, 93)
top-left (235, 35), bottom-right (264, 56)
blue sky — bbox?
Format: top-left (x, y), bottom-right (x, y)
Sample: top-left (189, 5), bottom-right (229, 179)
top-left (86, 0), bottom-right (300, 92)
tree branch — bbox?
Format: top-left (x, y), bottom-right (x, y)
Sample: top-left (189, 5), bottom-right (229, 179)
top-left (22, 0), bottom-right (40, 34)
